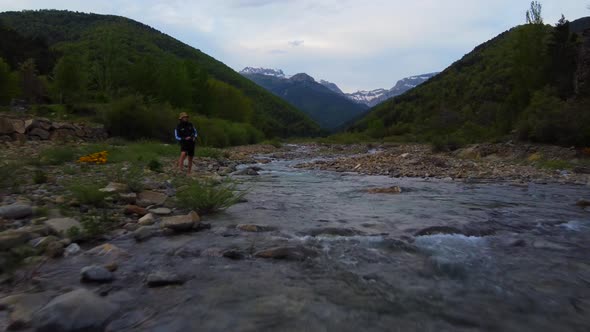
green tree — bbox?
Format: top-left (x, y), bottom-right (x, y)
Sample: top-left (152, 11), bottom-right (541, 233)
top-left (0, 58), bottom-right (19, 105)
top-left (206, 79), bottom-right (254, 123)
top-left (526, 1), bottom-right (543, 25)
top-left (53, 55), bottom-right (87, 103)
top-left (18, 58), bottom-right (45, 103)
top-left (155, 58), bottom-right (192, 108)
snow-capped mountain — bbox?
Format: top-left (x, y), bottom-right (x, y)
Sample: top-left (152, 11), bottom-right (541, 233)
top-left (323, 72), bottom-right (439, 107)
top-left (240, 67), bottom-right (286, 78)
top-left (318, 79), bottom-right (344, 95)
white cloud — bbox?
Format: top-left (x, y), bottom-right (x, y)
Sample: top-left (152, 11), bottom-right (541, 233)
top-left (1, 0), bottom-right (587, 91)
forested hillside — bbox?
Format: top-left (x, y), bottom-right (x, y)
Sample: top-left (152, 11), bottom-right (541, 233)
top-left (0, 10), bottom-right (321, 144)
top-left (353, 15), bottom-right (590, 147)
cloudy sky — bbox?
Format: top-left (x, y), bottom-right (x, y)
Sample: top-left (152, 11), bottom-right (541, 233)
top-left (1, 0), bottom-right (587, 92)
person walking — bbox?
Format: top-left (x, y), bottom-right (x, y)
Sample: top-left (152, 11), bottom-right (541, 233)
top-left (175, 112), bottom-right (198, 174)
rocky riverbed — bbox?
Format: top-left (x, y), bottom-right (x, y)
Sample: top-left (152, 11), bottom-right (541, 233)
top-left (0, 141), bottom-right (589, 331)
top-left (294, 142), bottom-right (590, 184)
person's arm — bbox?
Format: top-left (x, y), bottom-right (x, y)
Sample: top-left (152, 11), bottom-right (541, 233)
top-left (193, 127), bottom-right (198, 140)
top-left (174, 128), bottom-right (181, 141)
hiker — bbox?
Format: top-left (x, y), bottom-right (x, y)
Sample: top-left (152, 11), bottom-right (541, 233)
top-left (175, 112), bottom-right (198, 174)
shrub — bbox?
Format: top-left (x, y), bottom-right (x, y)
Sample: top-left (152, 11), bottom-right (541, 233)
top-left (33, 170), bottom-right (48, 184)
top-left (114, 164), bottom-right (145, 193)
top-left (67, 181), bottom-right (108, 207)
top-left (102, 95), bottom-right (176, 141)
top-left (39, 147), bottom-right (76, 165)
top-left (196, 147), bottom-right (223, 159)
top-left (261, 138), bottom-right (282, 148)
top-left (537, 159), bottom-right (572, 170)
top-left (80, 211), bottom-right (115, 237)
top-left (175, 178), bottom-right (245, 214)
top-left (148, 159), bottom-right (163, 173)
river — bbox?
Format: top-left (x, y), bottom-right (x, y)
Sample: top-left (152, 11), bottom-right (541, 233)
top-left (4, 146), bottom-right (590, 331)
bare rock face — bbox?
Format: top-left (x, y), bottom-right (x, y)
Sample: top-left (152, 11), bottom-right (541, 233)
top-left (0, 115), bottom-right (108, 142)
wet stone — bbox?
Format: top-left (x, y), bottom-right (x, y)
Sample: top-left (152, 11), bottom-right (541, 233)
top-left (133, 226), bottom-right (155, 242)
top-left (149, 207), bottom-right (172, 215)
top-left (44, 218), bottom-right (81, 236)
top-left (0, 203), bottom-right (33, 219)
top-left (254, 246), bottom-right (318, 261)
top-left (124, 205), bottom-right (147, 217)
top-left (236, 224), bottom-right (276, 232)
top-left (138, 213), bottom-right (155, 225)
top-left (365, 186), bottom-right (402, 194)
top-left (414, 226), bottom-right (464, 237)
top-left (222, 249), bottom-right (246, 260)
top-left (161, 211), bottom-right (200, 232)
top-left (81, 265), bottom-right (114, 283)
top-left (32, 288), bottom-right (118, 332)
top-left (303, 227), bottom-right (364, 237)
top-left (146, 271), bottom-right (184, 287)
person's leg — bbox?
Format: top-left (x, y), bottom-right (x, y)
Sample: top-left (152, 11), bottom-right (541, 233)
top-left (187, 156), bottom-right (193, 174)
top-left (187, 142), bottom-right (195, 174)
top-left (178, 151), bottom-right (187, 171)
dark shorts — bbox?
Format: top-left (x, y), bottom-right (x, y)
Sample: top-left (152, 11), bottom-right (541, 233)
top-left (180, 140), bottom-right (195, 157)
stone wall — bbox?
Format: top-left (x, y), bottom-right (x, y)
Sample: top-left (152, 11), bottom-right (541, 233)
top-left (0, 116), bottom-right (108, 142)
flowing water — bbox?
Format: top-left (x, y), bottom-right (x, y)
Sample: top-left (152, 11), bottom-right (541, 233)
top-left (5, 146), bottom-right (590, 331)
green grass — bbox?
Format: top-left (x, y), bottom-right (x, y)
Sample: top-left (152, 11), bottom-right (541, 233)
top-left (81, 141), bottom-right (177, 163)
top-left (38, 146), bottom-right (77, 165)
top-left (175, 178), bottom-right (245, 214)
top-left (260, 138), bottom-right (282, 148)
top-left (67, 180), bottom-right (108, 207)
top-left (537, 159), bottom-right (573, 170)
top-left (196, 147), bottom-right (223, 159)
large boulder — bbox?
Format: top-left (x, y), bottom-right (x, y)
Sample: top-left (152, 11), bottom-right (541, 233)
top-left (0, 203), bottom-right (33, 219)
top-left (44, 218), bottom-right (81, 236)
top-left (32, 288), bottom-right (118, 332)
top-left (137, 191), bottom-right (167, 207)
top-left (0, 117), bottom-right (15, 135)
top-left (161, 211), bottom-right (200, 232)
top-left (28, 128), bottom-right (50, 140)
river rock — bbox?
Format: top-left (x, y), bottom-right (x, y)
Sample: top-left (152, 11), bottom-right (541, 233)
top-left (303, 227), bottom-right (364, 237)
top-left (576, 199), bottom-right (590, 207)
top-left (64, 243), bottom-right (81, 256)
top-left (146, 271), bottom-right (184, 287)
top-left (85, 243), bottom-right (129, 259)
top-left (45, 241), bottom-right (65, 258)
top-left (81, 265), bottom-right (114, 283)
top-left (136, 191), bottom-right (167, 207)
top-left (222, 249), bottom-right (245, 260)
top-left (254, 246), bottom-right (317, 261)
top-left (236, 224), bottom-right (276, 232)
top-left (29, 128), bottom-right (50, 140)
top-left (44, 218), bottom-right (81, 236)
top-left (118, 193), bottom-right (137, 204)
top-left (161, 211), bottom-right (200, 232)
top-left (414, 226), bottom-right (464, 237)
top-left (99, 182), bottom-right (128, 193)
top-left (0, 230), bottom-right (30, 251)
top-left (149, 207), bottom-right (171, 215)
top-left (124, 223), bottom-right (140, 231)
top-left (0, 203), bottom-right (33, 219)
top-left (365, 186), bottom-right (402, 194)
top-left (234, 167), bottom-right (259, 176)
top-left (30, 235), bottom-right (59, 250)
top-left (124, 205), bottom-right (147, 216)
top-left (0, 292), bottom-right (54, 330)
top-left (32, 288), bottom-right (118, 332)
top-left (138, 213), bottom-right (155, 225)
top-left (133, 226), bottom-right (155, 242)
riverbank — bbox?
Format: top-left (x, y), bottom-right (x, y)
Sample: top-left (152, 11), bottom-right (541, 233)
top-left (293, 142), bottom-right (590, 185)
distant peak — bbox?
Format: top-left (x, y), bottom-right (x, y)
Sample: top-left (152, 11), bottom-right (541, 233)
top-left (240, 67), bottom-right (285, 78)
top-left (290, 73), bottom-right (315, 83)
